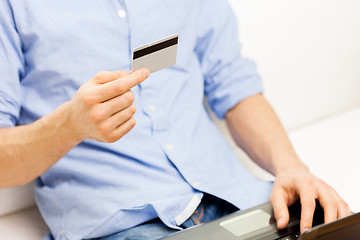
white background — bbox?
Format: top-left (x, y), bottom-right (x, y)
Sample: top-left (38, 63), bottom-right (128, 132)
top-left (229, 0), bottom-right (360, 130)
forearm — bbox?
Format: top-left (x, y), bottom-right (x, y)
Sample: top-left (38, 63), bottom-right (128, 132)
top-left (0, 69), bottom-right (148, 188)
top-left (225, 94), bottom-right (307, 176)
top-left (0, 102), bottom-right (80, 188)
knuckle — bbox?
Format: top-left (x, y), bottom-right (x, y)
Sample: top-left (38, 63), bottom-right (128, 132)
top-left (82, 94), bottom-right (98, 106)
top-left (93, 71), bottom-right (108, 81)
top-left (325, 199), bottom-right (337, 208)
top-left (129, 92), bottom-right (135, 102)
top-left (108, 118), bottom-right (136, 143)
top-left (302, 199), bottom-right (316, 208)
top-left (116, 132), bottom-right (126, 140)
top-left (103, 135), bottom-right (117, 143)
top-left (96, 122), bottom-right (108, 133)
top-left (302, 177), bottom-right (314, 187)
top-left (128, 117), bottom-right (136, 128)
top-left (132, 71), bottom-right (146, 84)
top-left (129, 104), bottom-right (137, 114)
top-left (90, 111), bottom-right (104, 123)
top-left (101, 129), bottom-right (117, 143)
top-left (124, 91), bottom-right (135, 103)
top-left (337, 200), bottom-right (348, 209)
top-left (95, 71), bottom-right (108, 77)
top-left (317, 179), bottom-right (328, 188)
top-left (137, 74), bottom-right (145, 83)
top-left (114, 85), bottom-right (126, 95)
top-left (89, 113), bottom-right (99, 123)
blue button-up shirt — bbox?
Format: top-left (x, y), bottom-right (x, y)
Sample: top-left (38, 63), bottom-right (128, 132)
top-left (0, 0), bottom-right (272, 239)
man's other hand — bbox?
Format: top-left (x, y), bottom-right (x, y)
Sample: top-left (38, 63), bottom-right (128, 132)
top-left (64, 68), bottom-right (150, 143)
top-left (270, 168), bottom-right (352, 234)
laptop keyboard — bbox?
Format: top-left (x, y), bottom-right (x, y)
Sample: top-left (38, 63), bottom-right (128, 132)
top-left (277, 232), bottom-right (300, 240)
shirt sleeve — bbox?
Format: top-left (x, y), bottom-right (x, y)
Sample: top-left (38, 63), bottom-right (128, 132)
top-left (0, 0), bottom-right (24, 128)
top-left (196, 0), bottom-right (263, 119)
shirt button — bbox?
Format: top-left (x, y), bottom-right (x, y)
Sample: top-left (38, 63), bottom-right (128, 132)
top-left (118, 10), bottom-right (127, 18)
top-left (193, 181), bottom-right (200, 188)
top-left (148, 105), bottom-right (156, 112)
top-left (166, 144), bottom-right (174, 150)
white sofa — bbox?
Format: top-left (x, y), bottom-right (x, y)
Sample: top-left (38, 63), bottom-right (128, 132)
top-left (1, 1), bottom-right (360, 239)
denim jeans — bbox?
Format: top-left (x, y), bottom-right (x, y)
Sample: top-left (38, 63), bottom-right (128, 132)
top-left (95, 194), bottom-right (239, 240)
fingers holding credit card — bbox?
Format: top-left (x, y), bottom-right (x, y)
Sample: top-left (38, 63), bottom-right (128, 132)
top-left (64, 68), bottom-right (150, 143)
top-left (64, 34), bottom-right (179, 143)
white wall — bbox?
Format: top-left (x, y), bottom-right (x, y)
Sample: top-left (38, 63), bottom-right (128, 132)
top-left (229, 0), bottom-right (360, 130)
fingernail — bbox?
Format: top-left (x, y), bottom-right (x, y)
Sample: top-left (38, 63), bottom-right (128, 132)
top-left (143, 69), bottom-right (150, 78)
top-left (277, 218), bottom-right (285, 228)
top-left (304, 227), bottom-right (310, 232)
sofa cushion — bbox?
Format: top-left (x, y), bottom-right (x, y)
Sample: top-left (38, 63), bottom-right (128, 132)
top-left (0, 206), bottom-right (49, 240)
top-left (0, 181), bottom-right (36, 217)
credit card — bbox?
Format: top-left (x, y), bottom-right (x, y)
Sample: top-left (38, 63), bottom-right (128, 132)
top-left (132, 34), bottom-right (178, 73)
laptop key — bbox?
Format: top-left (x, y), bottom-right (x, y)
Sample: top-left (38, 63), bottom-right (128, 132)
top-left (277, 234), bottom-right (298, 240)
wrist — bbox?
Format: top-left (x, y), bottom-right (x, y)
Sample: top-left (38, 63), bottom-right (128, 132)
top-left (271, 154), bottom-right (309, 176)
top-left (60, 101), bottom-right (86, 144)
top-left (39, 101), bottom-right (84, 146)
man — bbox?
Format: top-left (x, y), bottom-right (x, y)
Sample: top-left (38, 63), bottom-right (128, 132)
top-left (0, 0), bottom-right (351, 239)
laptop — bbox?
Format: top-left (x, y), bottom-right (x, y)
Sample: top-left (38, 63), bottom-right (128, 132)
top-left (162, 201), bottom-right (360, 240)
